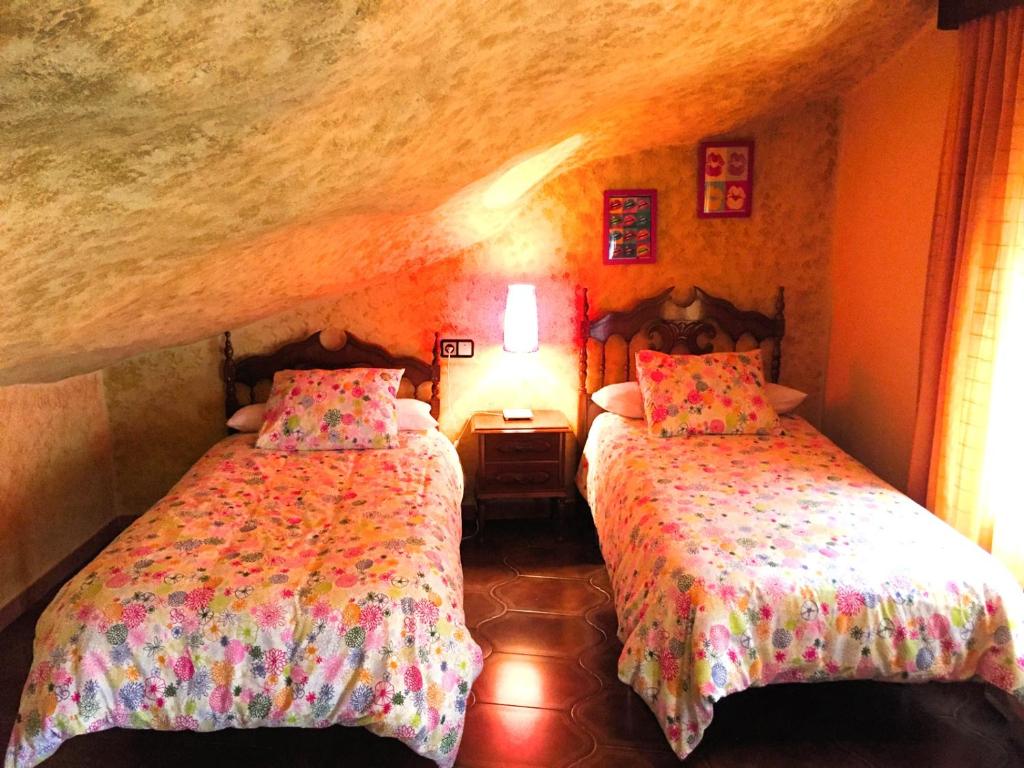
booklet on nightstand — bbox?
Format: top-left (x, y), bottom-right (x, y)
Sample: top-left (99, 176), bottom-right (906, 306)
top-left (502, 408), bottom-right (534, 421)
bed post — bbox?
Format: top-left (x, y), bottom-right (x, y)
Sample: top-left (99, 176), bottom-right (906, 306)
top-left (224, 331), bottom-right (239, 419)
top-left (772, 287), bottom-right (785, 384)
top-left (430, 331), bottom-right (441, 420)
top-left (577, 286), bottom-right (590, 455)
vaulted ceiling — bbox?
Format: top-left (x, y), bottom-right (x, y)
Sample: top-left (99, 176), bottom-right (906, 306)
top-left (1, 0), bottom-right (931, 385)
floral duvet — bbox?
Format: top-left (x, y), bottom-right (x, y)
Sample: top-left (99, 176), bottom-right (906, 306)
top-left (7, 430), bottom-right (482, 768)
top-left (578, 413), bottom-right (1024, 760)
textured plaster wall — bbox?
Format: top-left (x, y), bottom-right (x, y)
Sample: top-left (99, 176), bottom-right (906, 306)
top-left (0, 373), bottom-right (116, 609)
top-left (103, 339), bottom-right (227, 519)
top-left (824, 25), bottom-right (957, 492)
top-left (106, 101), bottom-right (839, 515)
top-left (1, 0), bottom-right (930, 387)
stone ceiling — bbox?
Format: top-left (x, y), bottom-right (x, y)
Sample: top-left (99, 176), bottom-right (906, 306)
top-left (0, 0), bottom-right (931, 385)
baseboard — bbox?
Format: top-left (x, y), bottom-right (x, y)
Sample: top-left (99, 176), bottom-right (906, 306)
top-left (0, 514), bottom-right (133, 633)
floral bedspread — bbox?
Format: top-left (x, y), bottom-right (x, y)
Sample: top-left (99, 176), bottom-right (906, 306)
top-left (7, 430), bottom-right (482, 768)
top-left (578, 413), bottom-right (1024, 760)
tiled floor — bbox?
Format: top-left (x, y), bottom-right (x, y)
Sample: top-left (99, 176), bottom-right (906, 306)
top-left (457, 520), bottom-right (1024, 768)
top-left (1, 518), bottom-right (1022, 767)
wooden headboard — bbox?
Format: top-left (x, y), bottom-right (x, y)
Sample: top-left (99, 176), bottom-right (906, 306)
top-left (223, 330), bottom-right (441, 420)
top-left (577, 286), bottom-right (785, 447)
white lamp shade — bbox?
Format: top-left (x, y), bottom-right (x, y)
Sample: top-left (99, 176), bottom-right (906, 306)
top-left (503, 284), bottom-right (539, 353)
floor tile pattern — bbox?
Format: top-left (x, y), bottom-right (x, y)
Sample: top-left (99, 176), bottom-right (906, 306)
top-left (1, 519), bottom-right (1022, 767)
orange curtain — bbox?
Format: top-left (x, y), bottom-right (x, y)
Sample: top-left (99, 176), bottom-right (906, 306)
top-left (909, 7), bottom-right (1024, 582)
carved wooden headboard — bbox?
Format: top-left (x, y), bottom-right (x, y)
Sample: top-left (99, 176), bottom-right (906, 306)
top-left (577, 286), bottom-right (785, 448)
top-left (223, 330), bottom-right (441, 420)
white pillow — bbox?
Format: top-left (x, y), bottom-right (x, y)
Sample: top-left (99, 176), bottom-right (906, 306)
top-left (592, 380), bottom-right (807, 418)
top-left (226, 403), bottom-right (266, 432)
top-left (397, 398), bottom-right (439, 430)
top-left (764, 382), bottom-right (807, 414)
top-left (592, 382), bottom-right (644, 419)
top-left (227, 398), bottom-right (437, 433)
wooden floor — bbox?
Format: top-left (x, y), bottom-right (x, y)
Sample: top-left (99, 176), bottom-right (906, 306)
top-left (2, 518), bottom-right (1022, 767)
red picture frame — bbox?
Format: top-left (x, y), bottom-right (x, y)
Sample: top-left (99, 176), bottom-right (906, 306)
top-left (602, 189), bottom-right (657, 265)
top-left (697, 140), bottom-right (753, 218)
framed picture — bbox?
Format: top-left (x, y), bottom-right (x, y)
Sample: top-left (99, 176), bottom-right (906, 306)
top-left (697, 140), bottom-right (753, 218)
top-left (603, 189), bottom-right (657, 265)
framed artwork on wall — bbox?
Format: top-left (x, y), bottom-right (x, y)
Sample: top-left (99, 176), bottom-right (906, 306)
top-left (602, 189), bottom-right (657, 265)
top-left (697, 140), bottom-right (753, 218)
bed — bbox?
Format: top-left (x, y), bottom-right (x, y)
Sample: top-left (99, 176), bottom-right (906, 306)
top-left (6, 330), bottom-right (483, 768)
top-left (575, 286), bottom-right (1024, 760)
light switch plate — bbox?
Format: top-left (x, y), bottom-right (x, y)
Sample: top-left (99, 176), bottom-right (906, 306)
top-left (439, 338), bottom-right (474, 358)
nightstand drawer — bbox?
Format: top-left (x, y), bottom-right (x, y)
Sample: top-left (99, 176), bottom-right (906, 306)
top-left (482, 432), bottom-right (561, 463)
top-left (478, 461), bottom-right (564, 494)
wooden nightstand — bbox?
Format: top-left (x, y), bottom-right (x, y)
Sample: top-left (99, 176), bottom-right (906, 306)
top-left (471, 410), bottom-right (572, 536)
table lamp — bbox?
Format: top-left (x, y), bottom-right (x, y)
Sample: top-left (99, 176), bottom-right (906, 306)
top-left (502, 283), bottom-right (538, 420)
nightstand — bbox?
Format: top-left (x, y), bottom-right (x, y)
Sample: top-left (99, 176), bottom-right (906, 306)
top-left (471, 410), bottom-right (572, 537)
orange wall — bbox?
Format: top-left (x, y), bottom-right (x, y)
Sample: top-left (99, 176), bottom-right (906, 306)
top-left (824, 25), bottom-right (958, 491)
top-left (107, 100), bottom-right (842, 515)
top-left (0, 374), bottom-right (117, 614)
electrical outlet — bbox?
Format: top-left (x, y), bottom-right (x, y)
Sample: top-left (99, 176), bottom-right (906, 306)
top-left (439, 338), bottom-right (474, 358)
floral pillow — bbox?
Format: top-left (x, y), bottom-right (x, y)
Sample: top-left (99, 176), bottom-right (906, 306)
top-left (256, 368), bottom-right (403, 450)
top-left (635, 350), bottom-right (780, 437)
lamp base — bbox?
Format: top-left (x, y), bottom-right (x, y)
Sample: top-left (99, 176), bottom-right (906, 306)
top-left (502, 408), bottom-right (534, 421)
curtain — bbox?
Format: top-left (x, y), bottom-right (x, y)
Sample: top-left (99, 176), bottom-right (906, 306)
top-left (939, 0), bottom-right (1024, 30)
top-left (909, 7), bottom-right (1024, 583)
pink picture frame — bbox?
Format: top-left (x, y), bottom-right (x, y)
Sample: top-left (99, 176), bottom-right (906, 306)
top-left (602, 189), bottom-right (657, 265)
top-left (697, 140), bottom-right (754, 218)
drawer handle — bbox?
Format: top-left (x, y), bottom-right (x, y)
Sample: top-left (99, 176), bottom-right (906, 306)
top-left (496, 440), bottom-right (552, 454)
top-left (494, 471), bottom-right (552, 485)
